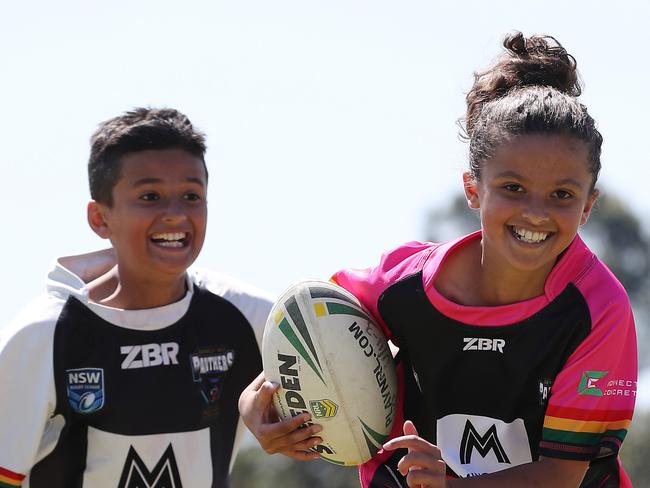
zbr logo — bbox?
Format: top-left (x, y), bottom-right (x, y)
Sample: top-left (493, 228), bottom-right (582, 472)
top-left (462, 337), bottom-right (505, 353)
top-left (66, 368), bottom-right (104, 414)
top-left (578, 370), bottom-right (608, 396)
top-left (121, 343), bottom-right (180, 370)
top-left (118, 444), bottom-right (182, 488)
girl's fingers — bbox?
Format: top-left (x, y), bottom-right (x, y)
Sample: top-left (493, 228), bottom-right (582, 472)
top-left (397, 452), bottom-right (447, 476)
top-left (383, 435), bottom-right (439, 455)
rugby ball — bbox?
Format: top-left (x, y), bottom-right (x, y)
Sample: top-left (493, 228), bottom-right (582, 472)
top-left (262, 280), bottom-right (397, 466)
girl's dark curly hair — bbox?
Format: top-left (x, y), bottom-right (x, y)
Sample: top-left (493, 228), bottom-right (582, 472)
top-left (463, 31), bottom-right (602, 187)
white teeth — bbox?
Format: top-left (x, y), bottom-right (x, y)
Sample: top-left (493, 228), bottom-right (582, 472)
top-left (512, 227), bottom-right (549, 243)
top-left (157, 241), bottom-right (184, 248)
top-left (151, 232), bottom-right (186, 241)
top-left (151, 232), bottom-right (187, 248)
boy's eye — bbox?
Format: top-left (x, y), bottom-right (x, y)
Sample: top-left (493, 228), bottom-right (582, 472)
top-left (140, 192), bottom-right (159, 201)
top-left (184, 192), bottom-right (202, 201)
top-left (553, 189), bottom-right (573, 199)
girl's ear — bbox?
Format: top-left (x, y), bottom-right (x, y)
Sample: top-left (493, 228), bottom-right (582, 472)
top-left (580, 189), bottom-right (600, 226)
top-left (463, 171), bottom-right (481, 209)
top-left (87, 201), bottom-right (111, 239)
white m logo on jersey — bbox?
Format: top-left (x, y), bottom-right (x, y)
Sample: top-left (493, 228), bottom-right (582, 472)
top-left (460, 420), bottom-right (510, 464)
top-left (437, 414), bottom-right (532, 477)
top-left (118, 444), bottom-right (182, 488)
top-left (121, 343), bottom-right (180, 369)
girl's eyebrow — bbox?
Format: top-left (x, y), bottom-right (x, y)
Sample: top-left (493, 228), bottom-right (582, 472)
top-left (494, 171), bottom-right (584, 188)
top-left (494, 170), bottom-right (523, 180)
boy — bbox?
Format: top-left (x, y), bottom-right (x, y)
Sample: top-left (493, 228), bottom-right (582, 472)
top-left (0, 107), bottom-right (273, 487)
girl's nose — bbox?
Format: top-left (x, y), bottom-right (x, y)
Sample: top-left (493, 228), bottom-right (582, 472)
top-left (521, 197), bottom-right (551, 226)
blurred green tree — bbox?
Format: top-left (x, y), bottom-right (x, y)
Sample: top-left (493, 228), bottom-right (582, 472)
top-left (232, 445), bottom-right (360, 488)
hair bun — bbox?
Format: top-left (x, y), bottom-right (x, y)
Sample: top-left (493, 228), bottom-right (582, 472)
top-left (500, 31), bottom-right (581, 96)
top-left (464, 31), bottom-right (582, 136)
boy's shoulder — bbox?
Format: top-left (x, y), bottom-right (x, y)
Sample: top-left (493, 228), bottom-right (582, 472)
top-left (0, 292), bottom-right (64, 368)
top-left (189, 267), bottom-right (274, 304)
top-left (188, 268), bottom-right (274, 344)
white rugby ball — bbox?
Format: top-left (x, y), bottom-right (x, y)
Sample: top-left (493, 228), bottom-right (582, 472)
top-left (262, 280), bottom-right (397, 466)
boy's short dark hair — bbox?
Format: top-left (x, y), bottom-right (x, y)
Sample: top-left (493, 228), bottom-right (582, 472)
top-left (88, 107), bottom-right (207, 206)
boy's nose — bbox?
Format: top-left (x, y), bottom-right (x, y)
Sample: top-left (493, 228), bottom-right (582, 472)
top-left (162, 200), bottom-right (188, 222)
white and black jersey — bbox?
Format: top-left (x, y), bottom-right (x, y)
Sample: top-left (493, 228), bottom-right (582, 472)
top-left (0, 249), bottom-right (273, 488)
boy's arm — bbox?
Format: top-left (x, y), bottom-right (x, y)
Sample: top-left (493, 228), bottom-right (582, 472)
top-left (0, 305), bottom-right (58, 482)
top-left (238, 373), bottom-right (323, 461)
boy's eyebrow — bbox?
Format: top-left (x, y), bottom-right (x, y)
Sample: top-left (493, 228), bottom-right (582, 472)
top-left (132, 177), bottom-right (206, 187)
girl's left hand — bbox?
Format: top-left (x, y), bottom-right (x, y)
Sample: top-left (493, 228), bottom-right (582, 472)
top-left (383, 420), bottom-right (448, 488)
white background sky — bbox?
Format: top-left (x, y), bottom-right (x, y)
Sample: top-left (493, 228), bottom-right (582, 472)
top-left (2, 1), bottom-right (649, 335)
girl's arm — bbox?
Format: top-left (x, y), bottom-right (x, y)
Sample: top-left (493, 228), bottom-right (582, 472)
top-left (385, 421), bottom-right (588, 488)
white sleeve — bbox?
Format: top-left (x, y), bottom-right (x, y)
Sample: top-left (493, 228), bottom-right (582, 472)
top-left (191, 268), bottom-right (275, 350)
top-left (0, 296), bottom-right (60, 478)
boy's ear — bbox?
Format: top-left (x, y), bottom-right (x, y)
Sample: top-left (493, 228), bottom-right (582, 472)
top-left (87, 201), bottom-right (111, 239)
top-left (463, 171), bottom-right (480, 209)
top-left (580, 189), bottom-right (600, 226)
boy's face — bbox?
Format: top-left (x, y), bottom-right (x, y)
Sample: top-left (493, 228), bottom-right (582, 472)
top-left (90, 148), bottom-right (208, 284)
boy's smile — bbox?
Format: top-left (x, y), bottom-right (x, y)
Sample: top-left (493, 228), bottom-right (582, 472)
top-left (464, 134), bottom-right (598, 295)
top-left (88, 148), bottom-right (208, 307)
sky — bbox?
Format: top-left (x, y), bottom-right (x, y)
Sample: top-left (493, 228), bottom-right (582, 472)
top-left (2, 1), bottom-right (649, 390)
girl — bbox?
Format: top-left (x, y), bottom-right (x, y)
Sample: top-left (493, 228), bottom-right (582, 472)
top-left (240, 32), bottom-right (637, 487)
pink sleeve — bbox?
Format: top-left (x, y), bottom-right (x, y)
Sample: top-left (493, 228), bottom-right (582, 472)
top-left (331, 242), bottom-right (436, 487)
top-left (331, 241), bottom-right (435, 342)
top-left (540, 264), bottom-right (637, 461)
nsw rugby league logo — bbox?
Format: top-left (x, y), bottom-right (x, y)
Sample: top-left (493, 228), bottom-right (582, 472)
top-left (66, 367), bottom-right (105, 413)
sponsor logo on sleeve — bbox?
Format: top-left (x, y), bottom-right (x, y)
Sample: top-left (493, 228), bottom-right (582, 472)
top-left (577, 370), bottom-right (608, 396)
top-left (66, 367), bottom-right (105, 413)
top-left (603, 378), bottom-right (637, 398)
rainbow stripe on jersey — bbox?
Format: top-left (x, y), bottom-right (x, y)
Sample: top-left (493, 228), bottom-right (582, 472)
top-left (541, 405), bottom-right (633, 459)
top-left (0, 467), bottom-right (24, 487)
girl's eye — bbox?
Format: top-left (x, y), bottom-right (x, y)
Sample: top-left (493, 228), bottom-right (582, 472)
top-left (553, 189), bottom-right (573, 199)
top-left (140, 192), bottom-right (159, 201)
top-left (503, 183), bottom-right (523, 192)
top-left (184, 192), bottom-right (202, 201)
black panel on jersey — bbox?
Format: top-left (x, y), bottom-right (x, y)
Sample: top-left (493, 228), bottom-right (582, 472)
top-left (376, 271), bottom-right (591, 462)
top-left (29, 285), bottom-right (262, 488)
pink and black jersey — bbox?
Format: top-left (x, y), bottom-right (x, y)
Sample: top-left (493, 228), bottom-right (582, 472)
top-left (333, 231), bottom-right (637, 488)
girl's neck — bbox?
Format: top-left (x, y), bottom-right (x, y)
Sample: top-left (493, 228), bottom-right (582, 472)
top-left (436, 238), bottom-right (550, 306)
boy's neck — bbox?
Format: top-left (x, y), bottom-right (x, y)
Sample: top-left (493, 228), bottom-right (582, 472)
top-left (87, 266), bottom-right (188, 310)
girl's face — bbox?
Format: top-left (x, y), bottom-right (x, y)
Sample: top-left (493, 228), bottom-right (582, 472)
top-left (463, 134), bottom-right (598, 281)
